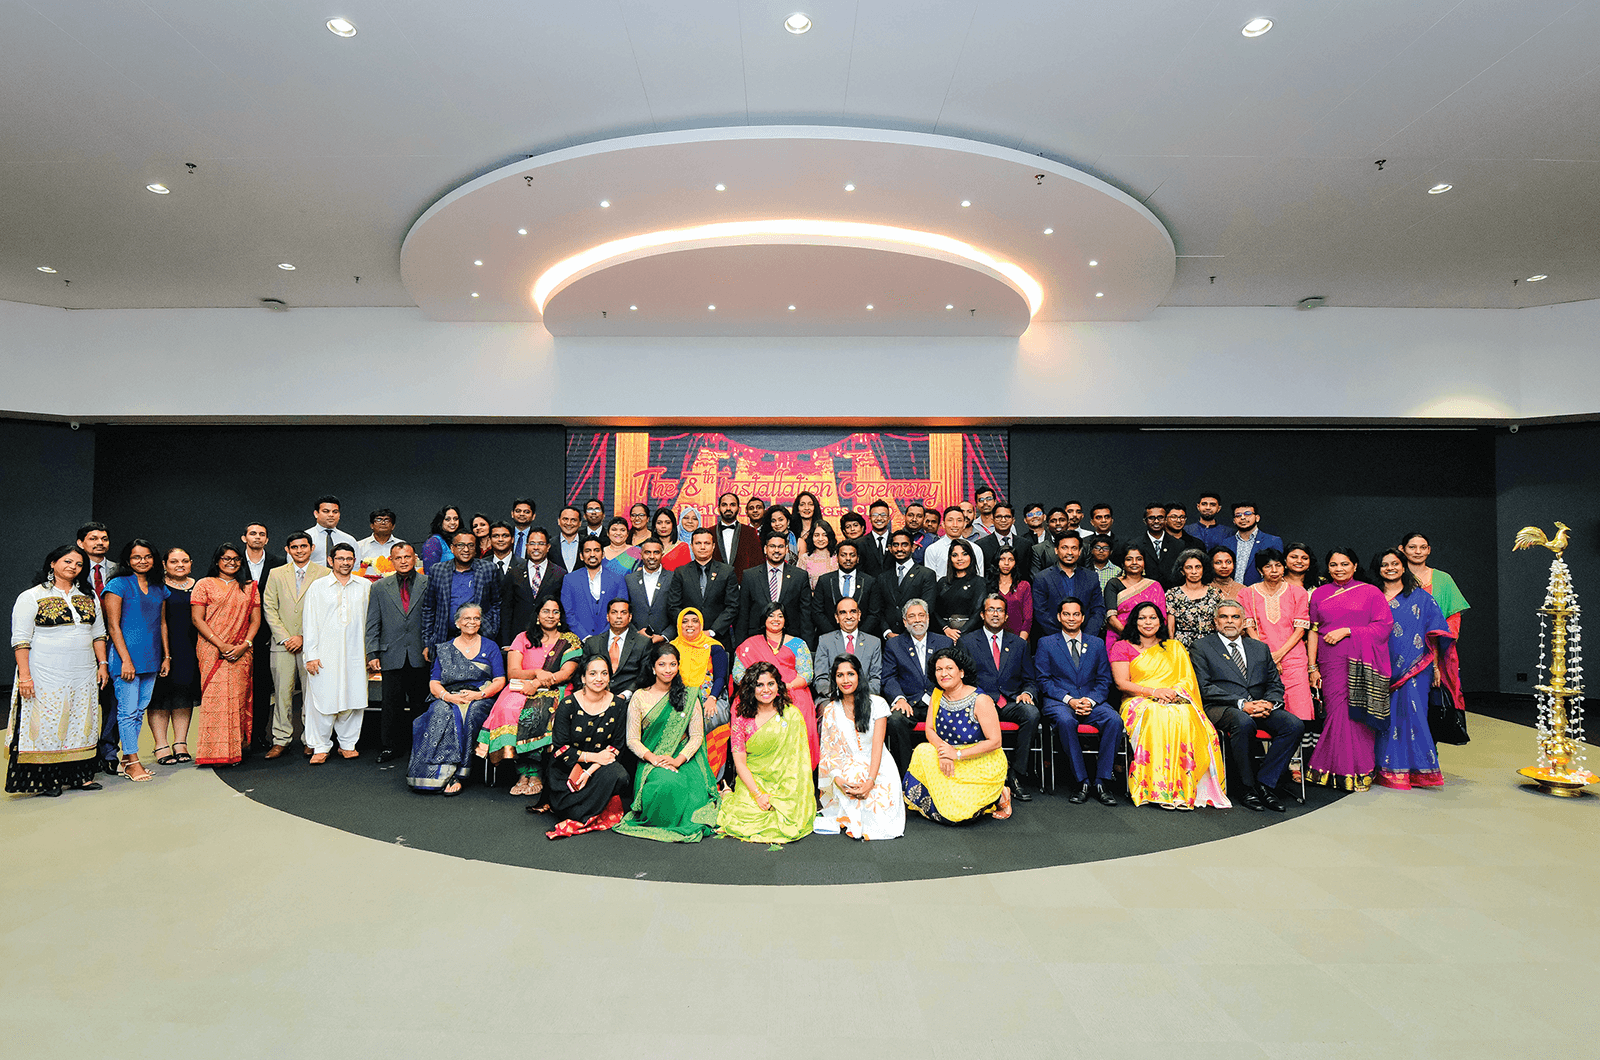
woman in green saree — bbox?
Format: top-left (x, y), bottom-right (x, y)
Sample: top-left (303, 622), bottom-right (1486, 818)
top-left (716, 660), bottom-right (815, 844)
top-left (614, 642), bottom-right (720, 842)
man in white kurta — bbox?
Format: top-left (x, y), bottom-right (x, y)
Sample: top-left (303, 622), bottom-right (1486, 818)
top-left (302, 545), bottom-right (371, 761)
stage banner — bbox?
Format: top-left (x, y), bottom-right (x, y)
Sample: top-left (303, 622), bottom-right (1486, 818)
top-left (566, 429), bottom-right (1008, 529)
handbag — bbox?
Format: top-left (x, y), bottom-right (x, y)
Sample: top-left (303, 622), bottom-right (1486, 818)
top-left (1429, 683), bottom-right (1470, 745)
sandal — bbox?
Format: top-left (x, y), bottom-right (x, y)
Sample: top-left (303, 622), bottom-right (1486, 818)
top-left (173, 742), bottom-right (193, 763)
top-left (154, 744), bottom-right (180, 766)
top-left (993, 786), bottom-right (1013, 820)
top-left (122, 758), bottom-right (154, 782)
top-left (75, 781), bottom-right (103, 791)
top-left (442, 780), bottom-right (463, 797)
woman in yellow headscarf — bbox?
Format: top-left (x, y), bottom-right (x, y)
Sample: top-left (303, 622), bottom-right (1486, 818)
top-left (671, 608), bottom-right (730, 779)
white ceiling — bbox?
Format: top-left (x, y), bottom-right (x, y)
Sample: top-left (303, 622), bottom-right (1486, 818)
top-left (3, 0), bottom-right (1597, 312)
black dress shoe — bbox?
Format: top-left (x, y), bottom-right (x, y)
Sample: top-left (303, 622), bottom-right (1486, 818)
top-left (1240, 789), bottom-right (1266, 812)
top-left (1007, 775), bottom-right (1034, 802)
top-left (1091, 783), bottom-right (1118, 807)
top-left (375, 749), bottom-right (399, 764)
top-left (1068, 783), bottom-right (1089, 804)
top-left (1257, 786), bottom-right (1286, 813)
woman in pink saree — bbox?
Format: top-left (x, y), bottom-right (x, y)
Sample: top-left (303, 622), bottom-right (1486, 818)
top-left (1103, 543), bottom-right (1165, 647)
top-left (1306, 547), bottom-right (1393, 791)
top-left (730, 602), bottom-right (817, 769)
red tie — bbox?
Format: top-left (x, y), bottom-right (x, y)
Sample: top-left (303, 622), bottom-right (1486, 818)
top-left (845, 633), bottom-right (855, 654)
top-left (990, 633), bottom-right (1002, 669)
top-left (399, 577), bottom-right (411, 611)
top-left (93, 563), bottom-right (104, 595)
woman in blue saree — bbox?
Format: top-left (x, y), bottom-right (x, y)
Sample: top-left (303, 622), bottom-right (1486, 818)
top-left (1373, 549), bottom-right (1451, 789)
top-left (408, 603), bottom-right (505, 795)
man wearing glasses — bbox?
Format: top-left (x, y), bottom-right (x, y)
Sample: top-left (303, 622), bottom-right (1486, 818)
top-left (1229, 502), bottom-right (1284, 586)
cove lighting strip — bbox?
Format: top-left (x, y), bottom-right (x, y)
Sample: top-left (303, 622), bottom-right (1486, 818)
top-left (532, 219), bottom-right (1044, 316)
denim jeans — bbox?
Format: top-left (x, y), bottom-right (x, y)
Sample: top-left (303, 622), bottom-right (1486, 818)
top-left (113, 674), bottom-right (159, 755)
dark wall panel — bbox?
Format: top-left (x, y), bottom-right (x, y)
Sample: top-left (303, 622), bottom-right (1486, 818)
top-left (92, 425), bottom-right (565, 567)
top-left (1012, 426), bottom-right (1499, 691)
top-left (1495, 423), bottom-right (1600, 695)
top-left (0, 419), bottom-right (96, 599)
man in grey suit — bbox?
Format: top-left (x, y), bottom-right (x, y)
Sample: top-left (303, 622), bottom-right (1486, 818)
top-left (625, 538), bottom-right (673, 640)
top-left (364, 542), bottom-right (430, 763)
top-left (811, 597), bottom-right (882, 701)
top-left (1190, 601), bottom-right (1303, 813)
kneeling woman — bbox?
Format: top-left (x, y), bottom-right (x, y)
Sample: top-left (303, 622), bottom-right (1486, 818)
top-left (904, 646), bottom-right (1011, 823)
top-left (614, 642), bottom-right (721, 842)
top-left (544, 654), bottom-right (633, 838)
top-left (1110, 601), bottom-right (1229, 810)
top-left (717, 661), bottom-right (816, 843)
top-left (408, 604), bottom-right (505, 795)
top-left (816, 654), bottom-right (904, 840)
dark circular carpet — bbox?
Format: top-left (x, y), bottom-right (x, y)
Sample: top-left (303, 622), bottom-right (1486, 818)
top-left (218, 746), bottom-right (1346, 885)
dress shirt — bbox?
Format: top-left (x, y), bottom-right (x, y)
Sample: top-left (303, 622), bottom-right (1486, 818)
top-left (88, 558), bottom-right (113, 596)
top-left (765, 564), bottom-right (784, 601)
top-left (1217, 632), bottom-right (1262, 709)
top-left (512, 526), bottom-right (531, 558)
top-left (719, 522), bottom-right (739, 562)
top-left (559, 535), bottom-right (581, 572)
top-left (246, 553), bottom-right (267, 582)
top-left (838, 569), bottom-right (858, 598)
top-left (491, 554), bottom-right (512, 577)
top-left (449, 567), bottom-right (475, 614)
top-left (640, 567), bottom-right (663, 604)
top-left (356, 535), bottom-right (402, 565)
top-left (908, 636), bottom-right (930, 688)
top-left (526, 560), bottom-right (547, 590)
top-left (305, 525), bottom-right (357, 566)
top-left (1234, 531), bottom-right (1260, 582)
top-left (587, 568), bottom-right (604, 600)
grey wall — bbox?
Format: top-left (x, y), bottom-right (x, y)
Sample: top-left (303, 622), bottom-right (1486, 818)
top-left (0, 419), bottom-right (96, 599)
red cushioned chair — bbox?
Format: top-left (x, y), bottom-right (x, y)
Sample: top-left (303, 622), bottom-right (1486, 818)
top-left (1256, 728), bottom-right (1307, 804)
top-left (1042, 715), bottom-right (1129, 794)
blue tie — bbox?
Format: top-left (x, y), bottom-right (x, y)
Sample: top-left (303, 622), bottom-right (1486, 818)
top-left (842, 572), bottom-right (853, 598)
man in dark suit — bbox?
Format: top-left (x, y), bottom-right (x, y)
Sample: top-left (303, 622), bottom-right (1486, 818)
top-left (811, 540), bottom-right (877, 639)
top-left (734, 532), bottom-right (812, 646)
top-left (667, 528), bottom-right (737, 643)
top-left (855, 500), bottom-right (895, 577)
top-left (1032, 534), bottom-right (1106, 639)
top-left (976, 502), bottom-right (1025, 574)
top-left (1190, 601), bottom-right (1303, 812)
top-left (582, 598), bottom-right (653, 697)
top-left (1225, 501), bottom-right (1286, 586)
top-left (581, 497), bottom-right (607, 540)
top-left (420, 530), bottom-right (503, 649)
top-left (364, 542), bottom-right (429, 763)
top-left (870, 530), bottom-right (938, 639)
top-left (710, 491), bottom-right (762, 578)
top-left (1162, 504), bottom-right (1208, 571)
top-left (881, 599), bottom-right (952, 775)
top-left (812, 596), bottom-right (883, 701)
top-left (241, 521), bottom-right (284, 751)
top-left (1034, 597), bottom-right (1122, 805)
top-left (559, 538), bottom-right (628, 642)
top-left (1028, 507), bottom-right (1070, 578)
top-left (625, 537), bottom-right (673, 639)
top-left (959, 594), bottom-right (1041, 801)
top-left (499, 527), bottom-right (564, 647)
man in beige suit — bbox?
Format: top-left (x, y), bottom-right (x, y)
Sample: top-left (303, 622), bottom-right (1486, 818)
top-left (262, 532), bottom-right (329, 758)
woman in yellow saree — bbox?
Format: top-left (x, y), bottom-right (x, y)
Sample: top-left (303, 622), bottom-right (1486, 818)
top-left (716, 660), bottom-right (815, 844)
top-left (1109, 601), bottom-right (1230, 810)
top-left (903, 645), bottom-right (1012, 824)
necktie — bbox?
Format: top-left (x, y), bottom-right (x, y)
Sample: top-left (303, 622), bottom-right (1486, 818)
top-left (295, 566), bottom-right (305, 592)
top-left (990, 633), bottom-right (1002, 669)
top-left (610, 634), bottom-right (622, 669)
top-left (769, 565), bottom-right (780, 602)
top-left (515, 529), bottom-right (527, 557)
top-left (325, 530), bottom-right (334, 561)
top-left (1229, 642), bottom-right (1247, 676)
top-left (898, 562), bottom-right (909, 584)
top-left (93, 563), bottom-right (104, 595)
top-left (698, 564), bottom-right (707, 596)
top-left (1070, 637), bottom-right (1082, 665)
top-left (399, 575), bottom-right (411, 611)
top-left (530, 563), bottom-right (542, 594)
top-left (497, 558), bottom-right (507, 575)
top-left (842, 572), bottom-right (853, 598)
top-left (845, 632), bottom-right (855, 654)
top-left (878, 534), bottom-right (887, 553)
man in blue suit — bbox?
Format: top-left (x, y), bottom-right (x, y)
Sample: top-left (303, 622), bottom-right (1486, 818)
top-left (959, 594), bottom-right (1041, 801)
top-left (420, 530), bottom-right (503, 651)
top-left (1032, 534), bottom-right (1106, 639)
top-left (560, 538), bottom-right (628, 641)
top-left (1226, 501), bottom-right (1285, 586)
top-left (1034, 598), bottom-right (1122, 805)
top-left (881, 599), bottom-right (952, 776)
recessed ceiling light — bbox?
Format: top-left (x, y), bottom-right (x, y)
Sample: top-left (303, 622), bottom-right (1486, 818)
top-left (471, 292), bottom-right (479, 298)
top-left (715, 184), bottom-right (726, 191)
top-left (1096, 292), bottom-right (1104, 298)
top-left (146, 183), bottom-right (169, 194)
top-left (326, 17), bottom-right (357, 37)
top-left (36, 265), bottom-right (57, 273)
top-left (474, 259), bottom-right (483, 266)
top-left (844, 183), bottom-right (855, 192)
top-left (277, 262), bottom-right (296, 270)
top-left (599, 200), bottom-right (610, 208)
top-left (630, 305), bottom-right (637, 310)
top-left (1527, 274), bottom-right (1548, 282)
top-left (1043, 228), bottom-right (1053, 235)
top-left (1089, 260), bottom-right (1098, 266)
top-left (517, 228), bottom-right (527, 235)
top-left (866, 304), bottom-right (874, 310)
top-left (708, 304), bottom-right (715, 310)
top-left (945, 304), bottom-right (954, 310)
top-left (1428, 183), bottom-right (1453, 195)
top-left (784, 12), bottom-right (812, 34)
top-left (960, 200), bottom-right (971, 208)
top-left (788, 305), bottom-right (796, 311)
top-left (1241, 17), bottom-right (1272, 37)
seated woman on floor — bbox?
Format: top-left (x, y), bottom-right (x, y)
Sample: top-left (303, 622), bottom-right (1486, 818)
top-left (408, 603), bottom-right (506, 795)
top-left (614, 642), bottom-right (721, 842)
top-left (717, 660), bottom-right (816, 844)
top-left (815, 653), bottom-right (905, 840)
top-left (543, 653), bottom-right (633, 838)
top-left (903, 645), bottom-right (1011, 824)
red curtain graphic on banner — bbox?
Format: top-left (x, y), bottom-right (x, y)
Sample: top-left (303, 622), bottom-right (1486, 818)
top-left (566, 430), bottom-right (1008, 527)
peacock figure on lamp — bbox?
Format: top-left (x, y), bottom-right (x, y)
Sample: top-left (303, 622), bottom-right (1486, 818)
top-left (1512, 522), bottom-right (1593, 795)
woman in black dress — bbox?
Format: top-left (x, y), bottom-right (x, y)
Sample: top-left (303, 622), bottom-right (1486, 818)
top-left (542, 653), bottom-right (633, 838)
top-left (933, 539), bottom-right (986, 642)
top-left (148, 547), bottom-right (199, 764)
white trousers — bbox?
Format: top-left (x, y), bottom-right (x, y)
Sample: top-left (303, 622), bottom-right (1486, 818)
top-left (304, 707), bottom-right (362, 753)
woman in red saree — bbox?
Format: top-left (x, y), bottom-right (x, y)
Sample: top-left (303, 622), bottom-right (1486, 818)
top-left (189, 544), bottom-right (261, 767)
top-left (730, 602), bottom-right (818, 769)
